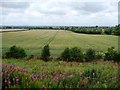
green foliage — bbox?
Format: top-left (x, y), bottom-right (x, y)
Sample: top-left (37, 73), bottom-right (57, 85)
top-left (5, 45), bottom-right (27, 59)
top-left (69, 47), bottom-right (84, 62)
top-left (41, 44), bottom-right (50, 62)
top-left (82, 67), bottom-right (102, 88)
top-left (104, 47), bottom-right (117, 61)
top-left (113, 24), bottom-right (120, 35)
top-left (104, 28), bottom-right (113, 35)
top-left (95, 52), bottom-right (104, 60)
top-left (85, 48), bottom-right (96, 61)
top-left (61, 47), bottom-right (84, 62)
top-left (61, 48), bottom-right (70, 61)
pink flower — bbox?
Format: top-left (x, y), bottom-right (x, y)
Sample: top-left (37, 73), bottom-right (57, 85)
top-left (13, 78), bottom-right (15, 81)
top-left (5, 80), bottom-right (7, 83)
top-left (68, 74), bottom-right (73, 78)
top-left (53, 76), bottom-right (59, 82)
top-left (7, 74), bottom-right (10, 77)
top-left (60, 74), bottom-right (64, 78)
top-left (16, 78), bottom-right (19, 82)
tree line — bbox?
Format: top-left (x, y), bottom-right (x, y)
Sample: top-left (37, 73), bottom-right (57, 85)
top-left (3, 45), bottom-right (120, 63)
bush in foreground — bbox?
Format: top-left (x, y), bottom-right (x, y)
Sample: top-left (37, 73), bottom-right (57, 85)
top-left (5, 45), bottom-right (27, 59)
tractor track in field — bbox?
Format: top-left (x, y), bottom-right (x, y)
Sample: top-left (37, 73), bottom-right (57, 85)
top-left (35, 30), bottom-right (59, 55)
top-left (40, 30), bottom-right (59, 48)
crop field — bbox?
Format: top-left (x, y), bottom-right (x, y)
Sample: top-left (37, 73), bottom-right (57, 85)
top-left (2, 29), bottom-right (118, 57)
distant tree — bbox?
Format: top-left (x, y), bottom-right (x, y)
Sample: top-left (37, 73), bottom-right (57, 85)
top-left (49, 27), bottom-right (53, 29)
top-left (104, 27), bottom-right (113, 35)
top-left (113, 24), bottom-right (120, 35)
top-left (41, 44), bottom-right (50, 62)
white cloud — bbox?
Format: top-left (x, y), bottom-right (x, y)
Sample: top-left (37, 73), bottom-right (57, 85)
top-left (0, 0), bottom-right (119, 26)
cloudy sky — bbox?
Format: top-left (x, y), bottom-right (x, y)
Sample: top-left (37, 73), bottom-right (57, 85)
top-left (0, 0), bottom-right (119, 26)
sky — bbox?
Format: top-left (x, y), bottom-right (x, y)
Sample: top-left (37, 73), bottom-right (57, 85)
top-left (0, 0), bottom-right (119, 26)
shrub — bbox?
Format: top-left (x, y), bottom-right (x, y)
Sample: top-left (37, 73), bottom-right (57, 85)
top-left (61, 47), bottom-right (84, 62)
top-left (41, 44), bottom-right (50, 62)
top-left (5, 45), bottom-right (27, 59)
top-left (61, 47), bottom-right (70, 61)
top-left (69, 47), bottom-right (84, 62)
top-left (104, 47), bottom-right (117, 61)
top-left (85, 48), bottom-right (96, 61)
top-left (95, 52), bottom-right (103, 60)
top-left (114, 52), bottom-right (120, 62)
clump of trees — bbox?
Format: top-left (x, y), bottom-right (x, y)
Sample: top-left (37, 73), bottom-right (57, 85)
top-left (4, 45), bottom-right (27, 59)
top-left (61, 47), bottom-right (120, 62)
top-left (113, 24), bottom-right (120, 35)
top-left (70, 24), bottom-right (120, 36)
top-left (3, 45), bottom-right (120, 63)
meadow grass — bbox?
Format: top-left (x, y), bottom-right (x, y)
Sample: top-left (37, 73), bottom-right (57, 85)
top-left (2, 59), bottom-right (119, 88)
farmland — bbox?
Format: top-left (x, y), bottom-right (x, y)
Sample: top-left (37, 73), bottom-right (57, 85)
top-left (2, 29), bottom-right (118, 57)
top-left (2, 29), bottom-right (119, 88)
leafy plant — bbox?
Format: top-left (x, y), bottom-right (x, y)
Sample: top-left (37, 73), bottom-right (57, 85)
top-left (104, 47), bottom-right (117, 61)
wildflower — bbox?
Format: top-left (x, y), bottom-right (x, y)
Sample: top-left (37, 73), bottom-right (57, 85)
top-left (60, 74), bottom-right (64, 78)
top-left (5, 80), bottom-right (7, 83)
top-left (7, 74), bottom-right (10, 77)
top-left (68, 74), bottom-right (73, 78)
top-left (53, 76), bottom-right (59, 82)
top-left (13, 78), bottom-right (15, 81)
top-left (16, 78), bottom-right (19, 82)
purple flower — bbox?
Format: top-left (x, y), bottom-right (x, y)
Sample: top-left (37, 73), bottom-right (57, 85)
top-left (53, 76), bottom-right (59, 82)
top-left (13, 78), bottom-right (15, 81)
top-left (8, 74), bottom-right (10, 77)
top-left (16, 78), bottom-right (19, 82)
top-left (60, 74), bottom-right (64, 78)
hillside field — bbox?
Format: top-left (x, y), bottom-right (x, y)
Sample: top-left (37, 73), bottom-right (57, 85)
top-left (2, 30), bottom-right (118, 57)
